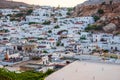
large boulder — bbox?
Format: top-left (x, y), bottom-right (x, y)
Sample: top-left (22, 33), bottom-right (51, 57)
top-left (103, 23), bottom-right (117, 32)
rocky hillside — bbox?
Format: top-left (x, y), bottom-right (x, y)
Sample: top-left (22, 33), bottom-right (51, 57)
top-left (73, 0), bottom-right (120, 34)
top-left (0, 0), bottom-right (30, 8)
top-left (79, 0), bottom-right (120, 6)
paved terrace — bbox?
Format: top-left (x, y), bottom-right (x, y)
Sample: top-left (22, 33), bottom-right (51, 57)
top-left (45, 61), bottom-right (120, 80)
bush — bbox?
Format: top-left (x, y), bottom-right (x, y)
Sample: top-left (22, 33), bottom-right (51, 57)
top-left (67, 8), bottom-right (73, 12)
top-left (97, 9), bottom-right (104, 14)
top-left (48, 30), bottom-right (52, 33)
top-left (93, 15), bottom-right (100, 22)
top-left (38, 38), bottom-right (44, 40)
top-left (67, 12), bottom-right (71, 15)
top-left (80, 36), bottom-right (86, 40)
top-left (42, 21), bottom-right (51, 25)
top-left (44, 69), bottom-right (55, 76)
top-left (54, 25), bottom-right (60, 29)
top-left (85, 24), bottom-right (103, 31)
top-left (43, 50), bottom-right (48, 53)
top-left (29, 22), bottom-right (38, 24)
top-left (0, 68), bottom-right (54, 80)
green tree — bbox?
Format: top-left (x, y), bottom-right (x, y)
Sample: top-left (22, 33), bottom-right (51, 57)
top-left (0, 68), bottom-right (54, 80)
top-left (67, 8), bottom-right (73, 12)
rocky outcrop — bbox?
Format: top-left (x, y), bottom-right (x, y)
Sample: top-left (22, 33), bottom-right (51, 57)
top-left (72, 0), bottom-right (120, 34)
top-left (79, 0), bottom-right (120, 6)
top-left (103, 23), bottom-right (117, 32)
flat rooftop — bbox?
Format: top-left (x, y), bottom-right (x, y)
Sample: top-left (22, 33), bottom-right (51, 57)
top-left (45, 61), bottom-right (120, 80)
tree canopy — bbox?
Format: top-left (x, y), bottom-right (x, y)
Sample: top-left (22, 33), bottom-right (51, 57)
top-left (0, 68), bottom-right (54, 80)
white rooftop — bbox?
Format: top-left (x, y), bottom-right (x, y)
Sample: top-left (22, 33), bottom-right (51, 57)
top-left (45, 61), bottom-right (120, 80)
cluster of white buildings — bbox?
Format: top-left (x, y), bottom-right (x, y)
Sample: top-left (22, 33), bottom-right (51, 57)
top-left (0, 6), bottom-right (120, 70)
top-left (0, 9), bottom-right (20, 15)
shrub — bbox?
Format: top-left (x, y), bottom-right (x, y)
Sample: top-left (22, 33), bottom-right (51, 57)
top-left (42, 21), bottom-right (51, 25)
top-left (0, 68), bottom-right (54, 80)
top-left (97, 9), bottom-right (104, 14)
top-left (85, 24), bottom-right (103, 31)
top-left (67, 12), bottom-right (71, 15)
top-left (29, 22), bottom-right (40, 25)
top-left (93, 15), bottom-right (100, 22)
top-left (67, 8), bottom-right (73, 12)
top-left (44, 69), bottom-right (55, 76)
top-left (48, 30), bottom-right (52, 33)
top-left (43, 50), bottom-right (48, 53)
top-left (67, 8), bottom-right (73, 16)
top-left (54, 25), bottom-right (60, 29)
top-left (26, 9), bottom-right (33, 15)
top-left (38, 38), bottom-right (44, 40)
top-left (80, 36), bottom-right (86, 40)
top-left (56, 41), bottom-right (61, 46)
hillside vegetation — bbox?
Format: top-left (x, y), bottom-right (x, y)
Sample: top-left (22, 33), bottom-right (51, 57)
top-left (0, 68), bottom-right (54, 80)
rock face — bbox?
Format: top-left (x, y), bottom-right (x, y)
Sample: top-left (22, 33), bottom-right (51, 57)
top-left (79, 0), bottom-right (120, 6)
top-left (72, 0), bottom-right (120, 33)
top-left (103, 23), bottom-right (116, 32)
